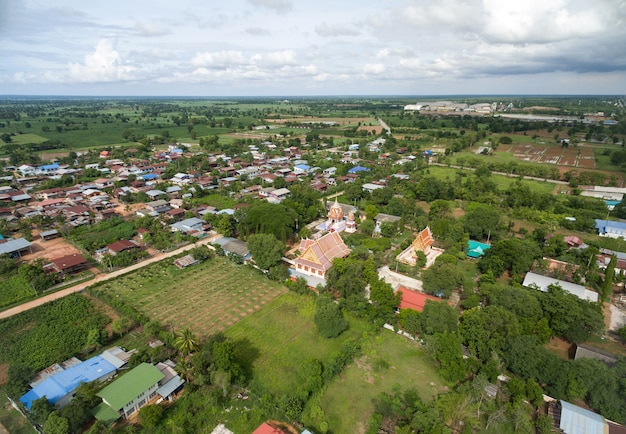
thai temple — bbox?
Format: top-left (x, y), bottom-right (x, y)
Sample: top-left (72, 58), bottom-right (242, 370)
top-left (316, 199), bottom-right (357, 234)
top-left (294, 231), bottom-right (351, 280)
top-left (396, 226), bottom-right (444, 267)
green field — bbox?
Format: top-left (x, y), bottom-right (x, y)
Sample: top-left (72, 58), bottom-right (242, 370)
top-left (225, 292), bottom-right (370, 395)
top-left (426, 165), bottom-right (559, 195)
top-left (311, 332), bottom-right (447, 434)
top-left (90, 257), bottom-right (287, 338)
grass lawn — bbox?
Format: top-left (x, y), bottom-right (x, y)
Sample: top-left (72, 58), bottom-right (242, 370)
top-left (0, 390), bottom-right (36, 434)
top-left (4, 133), bottom-right (48, 145)
top-left (225, 292), bottom-right (370, 395)
top-left (91, 258), bottom-right (287, 339)
top-left (309, 332), bottom-right (448, 434)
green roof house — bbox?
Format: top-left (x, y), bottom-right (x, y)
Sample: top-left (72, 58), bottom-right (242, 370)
top-left (95, 363), bottom-right (164, 421)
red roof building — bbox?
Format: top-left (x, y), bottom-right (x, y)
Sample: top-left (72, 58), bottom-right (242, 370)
top-left (252, 423), bottom-right (287, 434)
top-left (107, 240), bottom-right (140, 255)
top-left (397, 287), bottom-right (445, 312)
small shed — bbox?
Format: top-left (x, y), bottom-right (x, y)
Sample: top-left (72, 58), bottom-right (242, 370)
top-left (40, 229), bottom-right (59, 241)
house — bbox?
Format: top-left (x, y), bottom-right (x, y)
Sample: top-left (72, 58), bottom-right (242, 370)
top-left (252, 421), bottom-right (288, 434)
top-left (347, 165), bottom-right (370, 174)
top-left (174, 255), bottom-right (199, 269)
top-left (548, 400), bottom-right (608, 434)
top-left (362, 182), bottom-right (385, 193)
top-left (268, 188), bottom-right (290, 203)
top-left (322, 167), bottom-right (337, 178)
top-left (93, 363), bottom-right (164, 422)
top-left (47, 254), bottom-right (88, 275)
top-left (146, 199), bottom-right (170, 214)
top-left (467, 240), bottom-right (491, 259)
top-left (595, 219), bottom-right (626, 239)
top-left (563, 235), bottom-right (585, 249)
top-left (170, 217), bottom-right (205, 234)
top-left (106, 240), bottom-right (140, 256)
top-left (213, 237), bottom-right (251, 260)
top-left (294, 231), bottom-right (351, 280)
top-left (20, 354), bottom-right (119, 410)
top-left (94, 178), bottom-right (113, 189)
top-left (293, 164), bottom-right (311, 174)
top-left (522, 271), bottom-right (598, 302)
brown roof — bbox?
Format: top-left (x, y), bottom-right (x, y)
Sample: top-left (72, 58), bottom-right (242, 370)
top-left (50, 254), bottom-right (87, 271)
top-left (108, 240), bottom-right (139, 253)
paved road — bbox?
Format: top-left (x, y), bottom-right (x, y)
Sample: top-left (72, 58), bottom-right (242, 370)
top-left (377, 117), bottom-right (391, 134)
top-left (0, 235), bottom-right (219, 320)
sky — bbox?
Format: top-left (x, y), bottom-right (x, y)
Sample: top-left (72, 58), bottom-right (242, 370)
top-left (0, 0), bottom-right (625, 96)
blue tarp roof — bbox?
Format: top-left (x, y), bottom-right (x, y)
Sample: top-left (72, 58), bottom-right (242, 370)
top-left (348, 165), bottom-right (370, 174)
top-left (39, 164), bottom-right (59, 171)
top-left (20, 356), bottom-right (116, 409)
top-left (595, 219), bottom-right (626, 232)
top-left (140, 173), bottom-right (158, 180)
top-left (295, 164), bottom-right (311, 170)
top-left (467, 240), bottom-right (491, 258)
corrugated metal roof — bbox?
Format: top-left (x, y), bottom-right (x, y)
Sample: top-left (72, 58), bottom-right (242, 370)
top-left (0, 237), bottom-right (31, 255)
top-left (97, 363), bottom-right (164, 411)
top-left (559, 400), bottom-right (607, 434)
top-left (522, 272), bottom-right (598, 302)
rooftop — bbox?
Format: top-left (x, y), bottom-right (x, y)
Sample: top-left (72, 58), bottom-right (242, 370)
top-left (97, 363), bottom-right (164, 411)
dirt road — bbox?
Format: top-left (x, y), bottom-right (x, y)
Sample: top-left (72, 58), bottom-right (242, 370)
top-left (0, 234), bottom-right (220, 320)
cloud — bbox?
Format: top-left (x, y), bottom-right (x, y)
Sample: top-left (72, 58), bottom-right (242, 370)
top-left (191, 51), bottom-right (247, 69)
top-left (363, 63), bottom-right (385, 75)
top-left (68, 39), bottom-right (136, 82)
top-left (315, 22), bottom-right (360, 37)
top-left (247, 0), bottom-right (293, 13)
top-left (134, 22), bottom-right (172, 37)
top-left (245, 27), bottom-right (271, 36)
top-left (251, 50), bottom-right (297, 68)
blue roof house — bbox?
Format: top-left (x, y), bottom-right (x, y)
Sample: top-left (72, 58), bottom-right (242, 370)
top-left (347, 165), bottom-right (370, 174)
top-left (595, 219), bottom-right (626, 240)
top-left (38, 163), bottom-right (60, 174)
top-left (293, 164), bottom-right (311, 174)
top-left (20, 356), bottom-right (117, 410)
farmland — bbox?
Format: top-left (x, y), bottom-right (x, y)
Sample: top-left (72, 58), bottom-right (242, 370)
top-left (89, 257), bottom-right (287, 337)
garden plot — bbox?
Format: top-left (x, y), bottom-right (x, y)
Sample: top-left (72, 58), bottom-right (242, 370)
top-left (93, 258), bottom-right (287, 338)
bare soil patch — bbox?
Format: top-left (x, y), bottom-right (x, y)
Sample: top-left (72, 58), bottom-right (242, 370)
top-left (357, 125), bottom-right (383, 135)
top-left (28, 232), bottom-right (81, 262)
top-left (545, 337), bottom-right (572, 360)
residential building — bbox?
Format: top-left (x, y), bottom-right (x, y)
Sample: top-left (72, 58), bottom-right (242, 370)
top-left (595, 219), bottom-right (626, 239)
top-left (522, 271), bottom-right (598, 302)
top-left (46, 254), bottom-right (89, 275)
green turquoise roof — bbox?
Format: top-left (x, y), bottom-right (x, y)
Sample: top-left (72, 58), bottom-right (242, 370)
top-left (91, 402), bottom-right (121, 425)
top-left (96, 363), bottom-right (164, 411)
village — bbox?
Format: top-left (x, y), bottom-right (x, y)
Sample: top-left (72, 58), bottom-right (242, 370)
top-left (0, 97), bottom-right (625, 434)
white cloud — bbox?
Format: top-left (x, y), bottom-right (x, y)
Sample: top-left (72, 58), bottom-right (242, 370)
top-left (247, 0), bottom-right (293, 13)
top-left (251, 50), bottom-right (297, 68)
top-left (315, 22), bottom-right (359, 37)
top-left (68, 39), bottom-right (135, 82)
top-left (134, 22), bottom-right (172, 37)
top-left (363, 63), bottom-right (385, 75)
top-left (191, 51), bottom-right (247, 69)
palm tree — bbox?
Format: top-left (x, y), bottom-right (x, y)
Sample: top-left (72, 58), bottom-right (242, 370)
top-left (174, 328), bottom-right (199, 356)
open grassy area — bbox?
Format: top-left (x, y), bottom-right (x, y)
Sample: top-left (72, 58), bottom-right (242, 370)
top-left (91, 258), bottom-right (287, 338)
top-left (426, 165), bottom-right (558, 195)
top-left (225, 292), bottom-right (370, 395)
top-left (0, 390), bottom-right (35, 434)
top-left (309, 331), bottom-right (448, 434)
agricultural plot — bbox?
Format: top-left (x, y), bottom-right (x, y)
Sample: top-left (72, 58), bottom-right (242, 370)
top-left (91, 258), bottom-right (287, 338)
top-left (508, 143), bottom-right (595, 168)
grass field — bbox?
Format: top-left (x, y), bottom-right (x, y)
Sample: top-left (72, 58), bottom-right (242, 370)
top-left (92, 258), bottom-right (287, 338)
top-left (0, 391), bottom-right (35, 434)
top-left (426, 165), bottom-right (559, 195)
top-left (311, 332), bottom-right (448, 434)
top-left (225, 292), bottom-right (370, 395)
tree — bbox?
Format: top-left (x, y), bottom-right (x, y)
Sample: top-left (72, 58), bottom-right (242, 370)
top-left (139, 404), bottom-right (164, 428)
top-left (424, 332), bottom-right (468, 383)
top-left (314, 296), bottom-right (348, 338)
top-left (460, 306), bottom-right (520, 360)
top-left (601, 254), bottom-right (616, 301)
top-left (174, 328), bottom-right (199, 356)
top-left (463, 205), bottom-right (500, 241)
top-left (111, 317), bottom-right (133, 337)
top-left (479, 238), bottom-right (541, 278)
top-left (420, 300), bottom-right (458, 335)
top-left (248, 233), bottom-right (284, 270)
top-left (31, 397), bottom-right (54, 425)
top-left (43, 412), bottom-right (69, 434)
